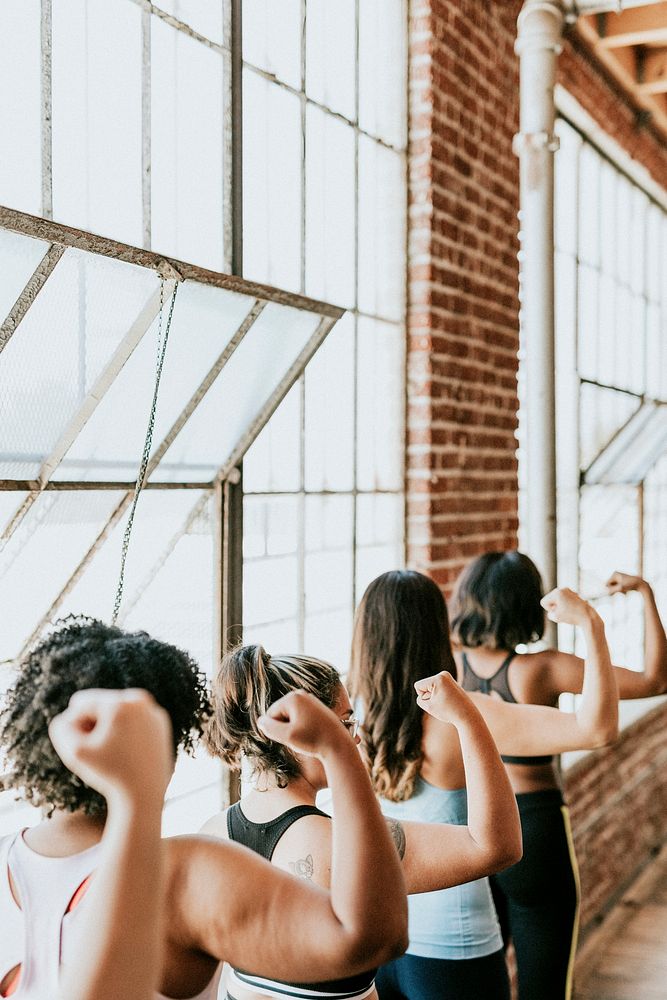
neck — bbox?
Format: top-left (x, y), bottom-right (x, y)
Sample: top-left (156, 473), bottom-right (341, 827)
top-left (241, 772), bottom-right (320, 821)
top-left (24, 809), bottom-right (106, 857)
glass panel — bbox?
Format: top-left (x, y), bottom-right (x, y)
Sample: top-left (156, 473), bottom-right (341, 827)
top-left (155, 0), bottom-right (225, 45)
top-left (0, 1), bottom-right (41, 215)
top-left (356, 317), bottom-right (404, 491)
top-left (305, 107), bottom-right (356, 308)
top-left (577, 144), bottom-right (600, 268)
top-left (577, 264), bottom-right (599, 383)
top-left (304, 495), bottom-right (353, 665)
top-left (1, 250), bottom-right (159, 481)
top-left (244, 383), bottom-right (302, 493)
top-left (151, 18), bottom-right (226, 270)
top-left (0, 231), bottom-right (51, 322)
top-left (162, 772), bottom-right (224, 836)
top-left (57, 490), bottom-right (205, 628)
top-left (122, 494), bottom-right (214, 673)
top-left (579, 384), bottom-right (640, 472)
top-left (306, 0), bottom-right (356, 121)
top-left (53, 280), bottom-right (252, 482)
top-left (243, 71), bottom-right (302, 292)
top-left (243, 495), bottom-right (299, 628)
top-left (305, 313), bottom-right (355, 492)
top-left (52, 0), bottom-right (143, 247)
top-left (646, 204), bottom-right (662, 303)
top-left (0, 490), bottom-right (125, 662)
top-left (355, 492), bottom-right (404, 599)
top-left (242, 0), bottom-right (301, 89)
top-left (599, 160), bottom-right (616, 276)
top-left (152, 304), bottom-right (321, 482)
top-left (554, 120), bottom-right (580, 257)
top-left (358, 137), bottom-right (406, 321)
top-left (615, 174), bottom-right (632, 283)
top-left (0, 493), bottom-right (24, 536)
top-left (645, 304), bottom-right (663, 401)
top-left (359, 0), bottom-right (407, 149)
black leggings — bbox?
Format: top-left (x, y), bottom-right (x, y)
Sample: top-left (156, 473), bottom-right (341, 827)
top-left (376, 949), bottom-right (510, 1000)
top-left (491, 789), bottom-right (579, 1000)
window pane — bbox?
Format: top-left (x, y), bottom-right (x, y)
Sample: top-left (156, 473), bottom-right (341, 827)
top-left (306, 0), bottom-right (356, 121)
top-left (577, 145), bottom-right (600, 268)
top-left (152, 19), bottom-right (226, 270)
top-left (305, 107), bottom-right (356, 308)
top-left (0, 1), bottom-right (41, 214)
top-left (355, 492), bottom-right (404, 599)
top-left (243, 71), bottom-right (302, 292)
top-left (304, 495), bottom-right (353, 663)
top-left (358, 137), bottom-right (406, 321)
top-left (0, 231), bottom-right (50, 321)
top-left (305, 313), bottom-right (355, 492)
top-left (243, 495), bottom-right (299, 626)
top-left (1, 250), bottom-right (158, 480)
top-left (242, 0), bottom-right (301, 89)
top-left (0, 490), bottom-right (125, 661)
top-left (153, 305), bottom-right (321, 483)
top-left (156, 0), bottom-right (225, 46)
top-left (356, 317), bottom-right (404, 491)
top-left (554, 120), bottom-right (580, 257)
top-left (53, 280), bottom-right (252, 482)
top-left (244, 383), bottom-right (302, 493)
top-left (359, 0), bottom-right (407, 149)
top-left (52, 0), bottom-right (143, 246)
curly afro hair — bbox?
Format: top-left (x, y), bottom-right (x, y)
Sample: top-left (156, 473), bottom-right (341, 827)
top-left (0, 615), bottom-right (211, 817)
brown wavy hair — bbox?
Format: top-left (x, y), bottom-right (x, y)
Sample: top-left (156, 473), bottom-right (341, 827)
top-left (450, 551), bottom-right (545, 651)
top-left (347, 570), bottom-right (457, 802)
top-left (205, 644), bottom-right (342, 787)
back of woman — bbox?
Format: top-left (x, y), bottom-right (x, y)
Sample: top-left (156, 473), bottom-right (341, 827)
top-left (348, 570), bottom-right (510, 1000)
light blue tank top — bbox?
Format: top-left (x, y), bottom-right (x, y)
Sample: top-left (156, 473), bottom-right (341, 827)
top-left (380, 778), bottom-right (503, 960)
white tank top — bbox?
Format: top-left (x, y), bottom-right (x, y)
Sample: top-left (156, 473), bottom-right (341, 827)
top-left (0, 830), bottom-right (222, 1000)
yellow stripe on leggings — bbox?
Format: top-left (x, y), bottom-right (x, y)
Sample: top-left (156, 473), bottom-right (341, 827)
top-left (560, 805), bottom-right (581, 1000)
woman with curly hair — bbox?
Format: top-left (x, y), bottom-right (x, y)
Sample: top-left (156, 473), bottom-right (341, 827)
top-left (450, 553), bottom-right (667, 1000)
top-left (201, 644), bottom-right (522, 1000)
top-left (0, 617), bottom-right (408, 1000)
top-left (347, 571), bottom-right (618, 1000)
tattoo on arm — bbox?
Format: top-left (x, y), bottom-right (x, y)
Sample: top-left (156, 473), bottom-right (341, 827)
top-left (387, 819), bottom-right (406, 860)
top-left (288, 854), bottom-right (314, 880)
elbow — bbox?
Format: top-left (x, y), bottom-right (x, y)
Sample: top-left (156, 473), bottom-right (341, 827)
top-left (488, 834), bottom-right (523, 874)
top-left (345, 909), bottom-right (408, 970)
top-left (587, 721), bottom-right (618, 749)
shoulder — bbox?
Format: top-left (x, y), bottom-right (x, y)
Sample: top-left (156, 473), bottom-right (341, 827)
top-left (270, 813), bottom-right (332, 888)
top-left (199, 809), bottom-right (229, 840)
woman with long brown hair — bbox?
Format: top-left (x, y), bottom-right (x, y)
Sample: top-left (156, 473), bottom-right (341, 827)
top-left (347, 570), bottom-right (618, 1000)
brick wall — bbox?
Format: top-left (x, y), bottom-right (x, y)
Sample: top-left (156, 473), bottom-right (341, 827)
top-left (406, 0), bottom-right (523, 592)
top-left (407, 0), bottom-right (667, 947)
top-left (565, 701), bottom-right (667, 934)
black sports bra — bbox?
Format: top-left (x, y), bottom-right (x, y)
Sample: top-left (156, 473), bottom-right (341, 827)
top-left (460, 651), bottom-right (554, 767)
top-left (226, 802), bottom-right (377, 999)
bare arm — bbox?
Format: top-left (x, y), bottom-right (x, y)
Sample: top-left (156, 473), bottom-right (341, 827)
top-left (470, 589), bottom-right (619, 755)
top-left (394, 673), bottom-right (521, 894)
top-left (50, 690), bottom-right (172, 1000)
top-left (543, 574), bottom-right (667, 700)
top-left (188, 691), bottom-right (407, 978)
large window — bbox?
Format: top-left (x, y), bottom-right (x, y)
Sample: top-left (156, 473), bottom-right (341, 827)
top-left (0, 1), bottom-right (407, 831)
top-left (553, 115), bottom-right (667, 731)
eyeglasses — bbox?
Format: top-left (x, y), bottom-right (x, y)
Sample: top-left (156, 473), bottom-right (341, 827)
top-left (341, 717), bottom-right (360, 739)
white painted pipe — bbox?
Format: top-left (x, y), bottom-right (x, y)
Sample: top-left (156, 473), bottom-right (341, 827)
top-left (515, 0), bottom-right (564, 606)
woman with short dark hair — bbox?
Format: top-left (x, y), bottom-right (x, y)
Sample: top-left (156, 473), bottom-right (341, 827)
top-left (450, 552), bottom-right (667, 1000)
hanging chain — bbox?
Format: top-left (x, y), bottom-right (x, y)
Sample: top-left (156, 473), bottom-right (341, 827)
top-left (112, 276), bottom-right (179, 625)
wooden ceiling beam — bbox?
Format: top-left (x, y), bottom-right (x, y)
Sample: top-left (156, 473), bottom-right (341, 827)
top-left (597, 4), bottom-right (667, 49)
top-left (638, 46), bottom-right (667, 93)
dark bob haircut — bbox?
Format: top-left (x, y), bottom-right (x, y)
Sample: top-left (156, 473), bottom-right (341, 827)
top-left (450, 551), bottom-right (545, 651)
top-left (0, 616), bottom-right (210, 817)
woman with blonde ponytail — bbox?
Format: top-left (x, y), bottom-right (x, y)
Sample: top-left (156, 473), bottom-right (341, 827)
top-left (202, 644), bottom-right (523, 1000)
top-left (347, 570), bottom-right (618, 1000)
